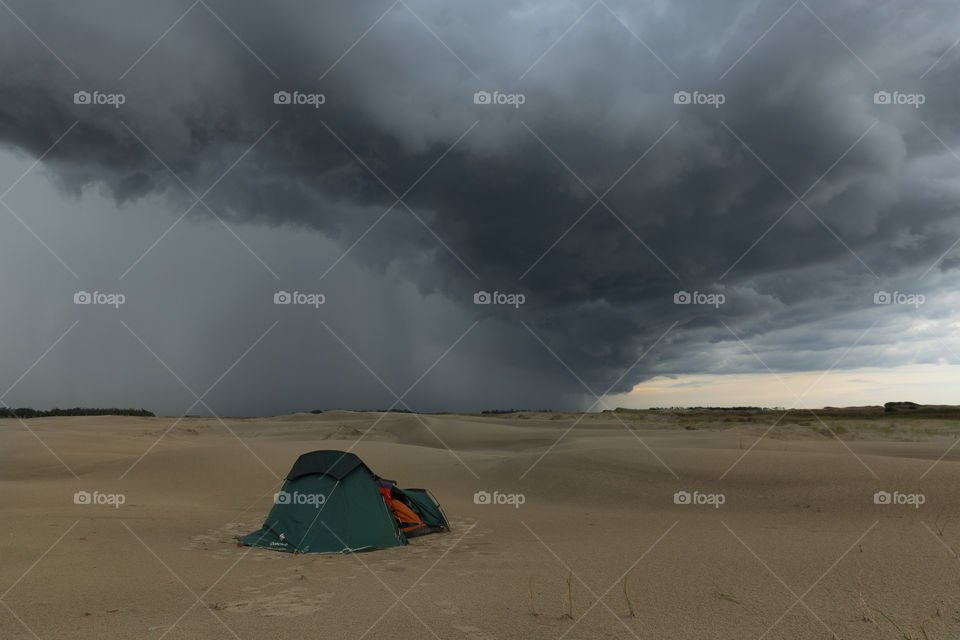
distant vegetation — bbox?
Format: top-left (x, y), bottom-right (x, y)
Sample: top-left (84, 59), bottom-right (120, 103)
top-left (300, 408), bottom-right (412, 414)
top-left (882, 401), bottom-right (960, 418)
top-left (304, 408), bottom-right (449, 415)
top-left (481, 409), bottom-right (553, 414)
top-left (609, 403), bottom-right (960, 424)
top-left (304, 408), bottom-right (561, 416)
top-left (0, 407), bottom-right (154, 418)
top-left (647, 406), bottom-right (768, 412)
top-left (305, 404), bottom-right (960, 420)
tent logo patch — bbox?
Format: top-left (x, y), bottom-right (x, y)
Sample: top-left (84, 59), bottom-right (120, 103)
top-left (274, 490), bottom-right (326, 508)
top-left (673, 490), bottom-right (725, 508)
top-left (473, 490), bottom-right (525, 508)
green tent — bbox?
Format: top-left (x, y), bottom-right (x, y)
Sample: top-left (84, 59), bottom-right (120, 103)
top-left (239, 450), bottom-right (449, 554)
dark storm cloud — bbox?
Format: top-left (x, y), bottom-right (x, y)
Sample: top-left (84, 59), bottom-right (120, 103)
top-left (2, 0), bottom-right (960, 403)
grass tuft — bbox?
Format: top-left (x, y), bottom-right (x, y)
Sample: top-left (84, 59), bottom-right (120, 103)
top-left (622, 572), bottom-right (635, 617)
top-left (527, 575), bottom-right (539, 616)
top-left (878, 609), bottom-right (931, 639)
top-left (562, 571), bottom-right (575, 619)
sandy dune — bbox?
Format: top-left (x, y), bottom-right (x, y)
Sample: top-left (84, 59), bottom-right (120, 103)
top-left (2, 411), bottom-right (959, 639)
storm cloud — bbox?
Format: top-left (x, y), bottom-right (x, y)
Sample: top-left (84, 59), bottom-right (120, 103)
top-left (2, 0), bottom-right (960, 412)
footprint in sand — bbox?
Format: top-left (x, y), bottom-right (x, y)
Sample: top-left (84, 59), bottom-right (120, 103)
top-left (211, 588), bottom-right (334, 616)
top-left (438, 601), bottom-right (495, 639)
top-left (185, 521), bottom-right (287, 560)
top-left (183, 522), bottom-right (255, 551)
top-left (435, 599), bottom-right (459, 617)
top-left (452, 624), bottom-right (496, 640)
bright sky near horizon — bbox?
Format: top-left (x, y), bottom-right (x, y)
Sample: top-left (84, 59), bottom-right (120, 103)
top-left (611, 364), bottom-right (960, 409)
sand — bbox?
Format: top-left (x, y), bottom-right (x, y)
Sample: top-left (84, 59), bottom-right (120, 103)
top-left (2, 411), bottom-right (959, 639)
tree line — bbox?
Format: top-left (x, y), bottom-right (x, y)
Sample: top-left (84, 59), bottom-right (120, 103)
top-left (0, 407), bottom-right (155, 418)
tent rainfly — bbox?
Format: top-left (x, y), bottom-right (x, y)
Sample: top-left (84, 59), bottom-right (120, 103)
top-left (239, 450), bottom-right (449, 554)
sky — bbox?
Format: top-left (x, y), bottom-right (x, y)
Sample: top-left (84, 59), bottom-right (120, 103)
top-left (1, 0), bottom-right (959, 416)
